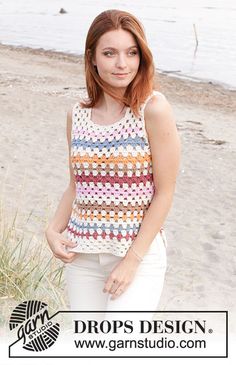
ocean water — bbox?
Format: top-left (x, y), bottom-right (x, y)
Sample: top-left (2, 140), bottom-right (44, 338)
top-left (0, 0), bottom-right (235, 90)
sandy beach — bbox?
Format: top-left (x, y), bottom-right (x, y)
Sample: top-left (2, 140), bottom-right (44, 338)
top-left (0, 42), bottom-right (235, 337)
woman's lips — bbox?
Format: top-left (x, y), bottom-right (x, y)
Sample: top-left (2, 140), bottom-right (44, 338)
top-left (113, 73), bottom-right (129, 78)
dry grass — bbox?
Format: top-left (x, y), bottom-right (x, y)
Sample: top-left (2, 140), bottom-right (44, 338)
top-left (0, 183), bottom-right (67, 332)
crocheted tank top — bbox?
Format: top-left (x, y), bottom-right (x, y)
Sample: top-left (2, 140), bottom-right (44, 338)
top-left (66, 89), bottom-right (165, 257)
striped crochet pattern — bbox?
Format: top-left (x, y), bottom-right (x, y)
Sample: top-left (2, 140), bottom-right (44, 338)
top-left (66, 89), bottom-right (164, 257)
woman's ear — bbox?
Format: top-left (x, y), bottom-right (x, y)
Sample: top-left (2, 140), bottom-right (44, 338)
top-left (92, 56), bottom-right (96, 66)
top-left (87, 48), bottom-right (96, 65)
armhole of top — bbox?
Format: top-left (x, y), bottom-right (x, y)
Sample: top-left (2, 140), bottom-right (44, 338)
top-left (140, 90), bottom-right (165, 143)
top-left (71, 89), bottom-right (89, 137)
top-left (70, 101), bottom-right (80, 145)
top-left (72, 89), bottom-right (89, 125)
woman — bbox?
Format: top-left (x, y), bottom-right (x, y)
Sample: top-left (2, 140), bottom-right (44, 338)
top-left (45, 9), bottom-right (181, 321)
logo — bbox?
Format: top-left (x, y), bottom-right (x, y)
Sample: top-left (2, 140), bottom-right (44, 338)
top-left (9, 300), bottom-right (60, 352)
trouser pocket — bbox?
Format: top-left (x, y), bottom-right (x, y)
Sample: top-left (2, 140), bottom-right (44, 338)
top-left (160, 228), bottom-right (168, 248)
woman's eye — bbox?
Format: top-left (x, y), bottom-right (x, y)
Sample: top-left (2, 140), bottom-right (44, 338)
top-left (103, 51), bottom-right (113, 56)
top-left (103, 51), bottom-right (138, 57)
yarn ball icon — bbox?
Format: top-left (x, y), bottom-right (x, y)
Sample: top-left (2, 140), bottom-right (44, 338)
top-left (9, 300), bottom-right (60, 352)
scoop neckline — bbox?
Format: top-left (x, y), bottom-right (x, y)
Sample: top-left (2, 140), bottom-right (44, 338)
top-left (87, 105), bottom-right (130, 129)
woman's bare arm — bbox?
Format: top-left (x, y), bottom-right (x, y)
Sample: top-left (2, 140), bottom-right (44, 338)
top-left (125, 92), bottom-right (181, 261)
top-left (103, 92), bottom-right (181, 297)
top-left (45, 109), bottom-right (78, 262)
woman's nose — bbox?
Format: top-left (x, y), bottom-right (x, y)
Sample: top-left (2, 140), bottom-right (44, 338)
top-left (116, 55), bottom-right (127, 68)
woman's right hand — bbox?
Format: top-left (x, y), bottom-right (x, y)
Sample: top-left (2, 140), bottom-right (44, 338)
top-left (45, 228), bottom-right (78, 263)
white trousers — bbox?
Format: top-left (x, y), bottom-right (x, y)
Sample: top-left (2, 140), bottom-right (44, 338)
top-left (64, 231), bottom-right (167, 322)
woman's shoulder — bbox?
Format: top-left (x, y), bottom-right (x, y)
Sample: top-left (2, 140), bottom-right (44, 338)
top-left (67, 89), bottom-right (89, 118)
top-left (141, 89), bottom-right (165, 110)
top-left (144, 90), bottom-right (170, 118)
top-left (148, 89), bottom-right (166, 104)
top-left (142, 90), bottom-right (176, 135)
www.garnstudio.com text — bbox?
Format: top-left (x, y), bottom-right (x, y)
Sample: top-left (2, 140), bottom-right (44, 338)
top-left (73, 337), bottom-right (206, 351)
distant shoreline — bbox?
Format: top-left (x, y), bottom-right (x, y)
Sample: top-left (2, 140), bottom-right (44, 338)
top-left (1, 42), bottom-right (235, 115)
top-left (1, 42), bottom-right (236, 101)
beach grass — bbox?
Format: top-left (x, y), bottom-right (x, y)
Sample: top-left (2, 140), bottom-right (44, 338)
top-left (0, 181), bottom-right (66, 332)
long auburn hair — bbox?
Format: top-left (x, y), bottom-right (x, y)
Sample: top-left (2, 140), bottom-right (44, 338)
top-left (80, 9), bottom-right (158, 118)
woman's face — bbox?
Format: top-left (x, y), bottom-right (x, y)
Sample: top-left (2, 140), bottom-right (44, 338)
top-left (92, 28), bottom-right (140, 90)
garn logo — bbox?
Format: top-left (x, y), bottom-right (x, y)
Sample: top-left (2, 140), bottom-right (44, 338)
top-left (9, 300), bottom-right (60, 352)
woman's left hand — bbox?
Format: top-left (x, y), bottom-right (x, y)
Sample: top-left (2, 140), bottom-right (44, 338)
top-left (103, 252), bottom-right (141, 300)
